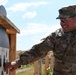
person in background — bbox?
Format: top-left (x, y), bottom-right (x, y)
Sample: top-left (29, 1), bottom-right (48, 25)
top-left (4, 5), bottom-right (76, 75)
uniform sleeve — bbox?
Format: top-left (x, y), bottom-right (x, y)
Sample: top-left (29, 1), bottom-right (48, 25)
top-left (18, 33), bottom-right (55, 65)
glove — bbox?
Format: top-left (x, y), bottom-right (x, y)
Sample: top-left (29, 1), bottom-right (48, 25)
top-left (4, 61), bottom-right (21, 71)
top-left (4, 62), bottom-right (11, 71)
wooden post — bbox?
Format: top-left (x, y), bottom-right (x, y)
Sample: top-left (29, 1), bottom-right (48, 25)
top-left (50, 53), bottom-right (54, 68)
top-left (9, 34), bottom-right (16, 75)
top-left (45, 55), bottom-right (49, 75)
top-left (34, 60), bottom-right (38, 75)
top-left (38, 59), bottom-right (42, 75)
top-left (34, 59), bottom-right (42, 75)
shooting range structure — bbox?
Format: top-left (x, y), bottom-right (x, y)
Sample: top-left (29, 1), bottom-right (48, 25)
top-left (0, 5), bottom-right (55, 75)
top-left (0, 5), bottom-right (20, 75)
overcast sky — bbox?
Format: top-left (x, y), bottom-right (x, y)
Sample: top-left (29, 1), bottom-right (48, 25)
top-left (0, 0), bottom-right (76, 50)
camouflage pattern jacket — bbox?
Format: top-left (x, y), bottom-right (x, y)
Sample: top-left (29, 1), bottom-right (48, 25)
top-left (18, 28), bottom-right (76, 75)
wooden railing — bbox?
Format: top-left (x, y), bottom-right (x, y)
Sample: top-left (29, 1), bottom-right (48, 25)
top-left (34, 51), bottom-right (54, 75)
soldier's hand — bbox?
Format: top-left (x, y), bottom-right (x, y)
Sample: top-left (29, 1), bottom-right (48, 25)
top-left (4, 62), bottom-right (11, 71)
top-left (4, 61), bottom-right (20, 71)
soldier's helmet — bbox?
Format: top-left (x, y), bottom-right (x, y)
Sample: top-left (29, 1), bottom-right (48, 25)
top-left (56, 5), bottom-right (76, 19)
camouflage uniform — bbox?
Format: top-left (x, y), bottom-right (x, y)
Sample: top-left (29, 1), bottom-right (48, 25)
top-left (17, 5), bottom-right (76, 75)
top-left (18, 28), bottom-right (76, 75)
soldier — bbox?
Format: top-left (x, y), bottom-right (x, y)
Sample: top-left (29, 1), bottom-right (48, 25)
top-left (4, 5), bottom-right (76, 75)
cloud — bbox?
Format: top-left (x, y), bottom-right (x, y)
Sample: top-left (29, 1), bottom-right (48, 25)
top-left (22, 11), bottom-right (37, 19)
top-left (18, 23), bottom-right (61, 37)
top-left (7, 1), bottom-right (48, 12)
top-left (17, 22), bottom-right (61, 46)
top-left (0, 0), bottom-right (8, 5)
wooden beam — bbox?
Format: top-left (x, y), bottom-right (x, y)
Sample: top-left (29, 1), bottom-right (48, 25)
top-left (6, 29), bottom-right (17, 34)
top-left (0, 13), bottom-right (20, 34)
top-left (9, 34), bottom-right (16, 75)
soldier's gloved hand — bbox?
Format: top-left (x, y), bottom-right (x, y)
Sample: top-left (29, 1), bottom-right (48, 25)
top-left (4, 61), bottom-right (21, 71)
top-left (4, 62), bottom-right (11, 71)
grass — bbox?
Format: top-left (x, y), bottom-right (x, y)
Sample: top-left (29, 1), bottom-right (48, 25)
top-left (16, 64), bottom-right (53, 75)
top-left (16, 64), bottom-right (34, 75)
top-left (16, 69), bottom-right (34, 75)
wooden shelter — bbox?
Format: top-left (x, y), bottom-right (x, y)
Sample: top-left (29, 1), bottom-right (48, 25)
top-left (0, 6), bottom-right (20, 75)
